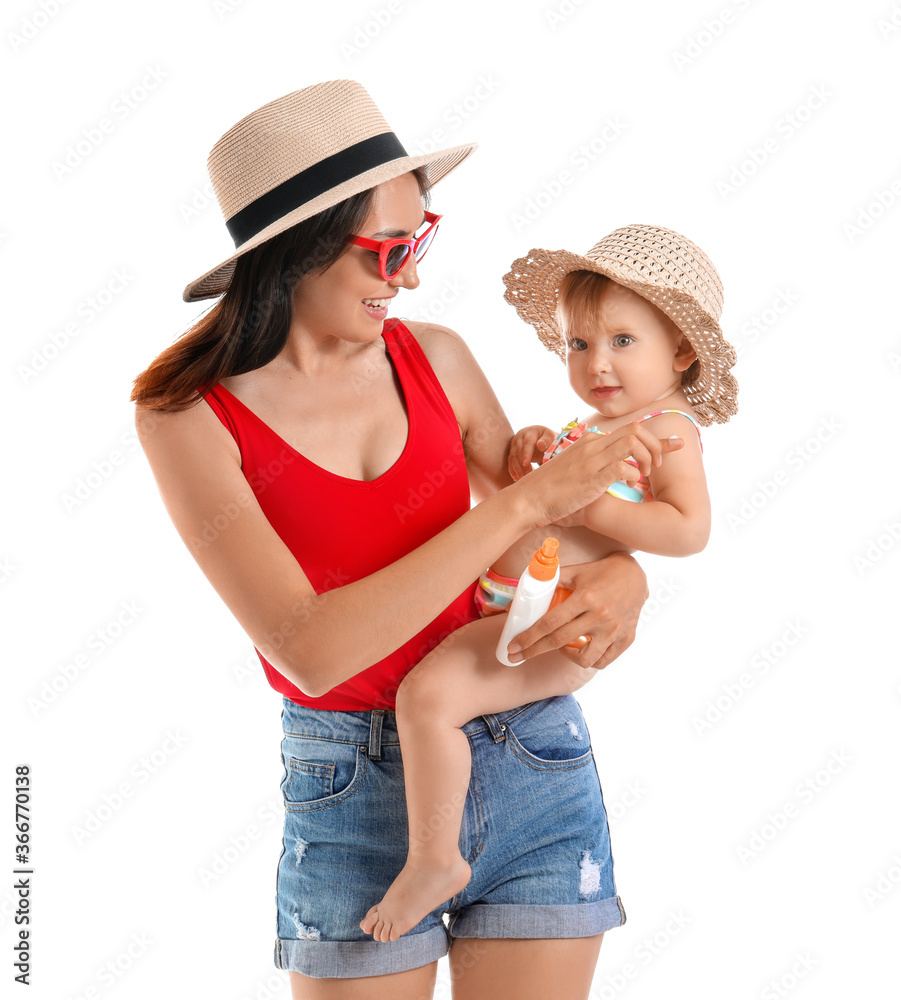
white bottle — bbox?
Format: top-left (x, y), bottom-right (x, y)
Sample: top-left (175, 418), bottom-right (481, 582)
top-left (496, 537), bottom-right (561, 666)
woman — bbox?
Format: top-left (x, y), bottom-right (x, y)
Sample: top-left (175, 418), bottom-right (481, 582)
top-left (132, 80), bottom-right (675, 1000)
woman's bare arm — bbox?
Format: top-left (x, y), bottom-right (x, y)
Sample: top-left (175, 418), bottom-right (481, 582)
top-left (136, 325), bottom-right (663, 694)
top-left (136, 399), bottom-right (535, 698)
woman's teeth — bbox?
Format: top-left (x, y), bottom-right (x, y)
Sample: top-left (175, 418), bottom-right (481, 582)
top-left (363, 298), bottom-right (390, 308)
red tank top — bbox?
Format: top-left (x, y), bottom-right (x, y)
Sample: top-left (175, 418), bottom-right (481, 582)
top-left (202, 319), bottom-right (480, 711)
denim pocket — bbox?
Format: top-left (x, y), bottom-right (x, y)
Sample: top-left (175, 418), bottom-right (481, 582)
top-left (280, 738), bottom-right (368, 813)
top-left (503, 697), bottom-right (595, 771)
top-left (285, 758), bottom-right (335, 800)
top-left (505, 728), bottom-right (594, 770)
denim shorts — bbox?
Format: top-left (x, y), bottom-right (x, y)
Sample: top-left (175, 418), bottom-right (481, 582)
top-left (273, 693), bottom-right (626, 978)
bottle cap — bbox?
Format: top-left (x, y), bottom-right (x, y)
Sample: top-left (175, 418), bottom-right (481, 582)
top-left (528, 537), bottom-right (559, 581)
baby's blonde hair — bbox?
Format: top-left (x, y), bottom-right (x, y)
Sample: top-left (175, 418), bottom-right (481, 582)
top-left (555, 269), bottom-right (700, 385)
top-left (555, 270), bottom-right (613, 342)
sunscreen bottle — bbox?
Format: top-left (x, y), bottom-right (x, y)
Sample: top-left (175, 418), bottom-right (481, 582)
top-left (548, 586), bottom-right (591, 650)
top-left (496, 537), bottom-right (561, 666)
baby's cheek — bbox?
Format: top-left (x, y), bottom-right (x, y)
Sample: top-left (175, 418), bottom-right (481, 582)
top-left (568, 369), bottom-right (593, 407)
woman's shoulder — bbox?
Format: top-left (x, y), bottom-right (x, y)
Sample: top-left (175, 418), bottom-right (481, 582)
top-left (397, 320), bottom-right (482, 384)
top-left (134, 394), bottom-right (222, 435)
top-left (397, 320), bottom-right (502, 438)
top-left (399, 319), bottom-right (469, 358)
top-left (134, 394), bottom-right (241, 466)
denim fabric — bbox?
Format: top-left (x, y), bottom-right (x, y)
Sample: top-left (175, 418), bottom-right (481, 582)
top-left (274, 693), bottom-right (625, 978)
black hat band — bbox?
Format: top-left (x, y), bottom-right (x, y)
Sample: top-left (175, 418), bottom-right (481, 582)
top-left (225, 131), bottom-right (408, 247)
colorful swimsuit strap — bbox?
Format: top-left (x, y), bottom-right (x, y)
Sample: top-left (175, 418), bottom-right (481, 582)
top-left (637, 409), bottom-right (703, 452)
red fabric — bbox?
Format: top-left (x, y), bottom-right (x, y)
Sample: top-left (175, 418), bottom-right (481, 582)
top-left (202, 319), bottom-right (480, 710)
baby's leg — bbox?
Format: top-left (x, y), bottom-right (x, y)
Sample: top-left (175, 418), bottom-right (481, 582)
top-left (490, 525), bottom-right (550, 579)
top-left (360, 614), bottom-right (593, 942)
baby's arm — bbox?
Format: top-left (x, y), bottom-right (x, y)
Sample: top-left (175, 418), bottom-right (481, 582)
top-left (579, 412), bottom-right (710, 557)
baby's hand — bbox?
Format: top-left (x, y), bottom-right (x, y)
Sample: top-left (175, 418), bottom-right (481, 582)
top-left (507, 425), bottom-right (558, 481)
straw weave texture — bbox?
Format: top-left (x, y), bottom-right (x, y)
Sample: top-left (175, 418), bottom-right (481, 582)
top-left (503, 225), bottom-right (738, 425)
top-left (183, 80), bottom-right (477, 302)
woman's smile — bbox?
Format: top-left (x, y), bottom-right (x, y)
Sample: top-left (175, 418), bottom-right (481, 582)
top-left (362, 295), bottom-right (396, 321)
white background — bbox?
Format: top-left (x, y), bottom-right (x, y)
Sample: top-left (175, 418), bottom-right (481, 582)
top-left (4, 1), bottom-right (900, 998)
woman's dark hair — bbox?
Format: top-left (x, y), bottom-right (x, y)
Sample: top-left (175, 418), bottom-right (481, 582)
top-left (131, 168), bottom-right (431, 411)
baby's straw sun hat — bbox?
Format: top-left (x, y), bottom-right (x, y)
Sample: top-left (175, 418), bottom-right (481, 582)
top-left (503, 225), bottom-right (738, 425)
top-left (183, 80), bottom-right (477, 303)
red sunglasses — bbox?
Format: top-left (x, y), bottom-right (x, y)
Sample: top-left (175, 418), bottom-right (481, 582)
top-left (348, 211), bottom-right (442, 280)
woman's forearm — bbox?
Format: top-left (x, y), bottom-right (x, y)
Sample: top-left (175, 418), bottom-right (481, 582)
top-left (270, 487), bottom-right (537, 696)
top-left (264, 418), bottom-right (676, 694)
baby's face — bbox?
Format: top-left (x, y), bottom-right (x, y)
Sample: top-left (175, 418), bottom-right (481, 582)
top-left (563, 281), bottom-right (695, 419)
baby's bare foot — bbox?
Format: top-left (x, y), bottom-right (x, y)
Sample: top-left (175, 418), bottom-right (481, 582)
top-left (360, 854), bottom-right (471, 943)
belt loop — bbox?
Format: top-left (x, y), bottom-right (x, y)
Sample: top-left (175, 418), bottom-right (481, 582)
top-left (368, 710), bottom-right (385, 760)
top-left (482, 713), bottom-right (507, 743)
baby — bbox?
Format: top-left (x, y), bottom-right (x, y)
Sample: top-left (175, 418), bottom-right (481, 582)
top-left (360, 224), bottom-right (738, 943)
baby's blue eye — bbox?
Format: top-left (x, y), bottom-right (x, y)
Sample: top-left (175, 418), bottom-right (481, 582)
top-left (612, 335), bottom-right (633, 348)
top-left (567, 338), bottom-right (588, 352)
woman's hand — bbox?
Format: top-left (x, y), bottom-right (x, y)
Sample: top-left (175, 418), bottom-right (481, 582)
top-left (506, 425), bottom-right (558, 481)
top-left (511, 421), bottom-right (683, 528)
top-left (503, 552), bottom-right (648, 669)
top-left (549, 509), bottom-right (586, 529)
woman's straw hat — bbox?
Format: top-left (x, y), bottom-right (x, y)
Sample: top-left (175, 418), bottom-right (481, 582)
top-left (183, 80), bottom-right (477, 302)
top-left (503, 224), bottom-right (738, 425)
